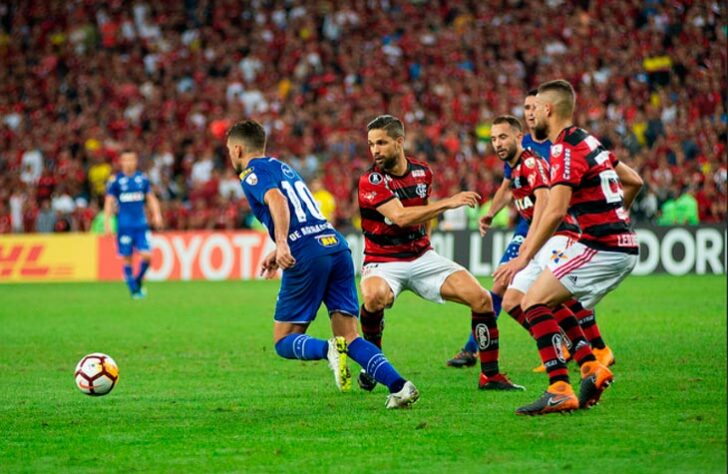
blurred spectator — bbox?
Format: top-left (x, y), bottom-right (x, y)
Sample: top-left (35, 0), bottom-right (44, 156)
top-left (310, 176), bottom-right (336, 222)
top-left (35, 200), bottom-right (56, 233)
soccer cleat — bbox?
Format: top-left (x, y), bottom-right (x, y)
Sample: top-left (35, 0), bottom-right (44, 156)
top-left (131, 290), bottom-right (146, 300)
top-left (592, 346), bottom-right (615, 367)
top-left (515, 381), bottom-right (579, 415)
top-left (357, 369), bottom-right (378, 392)
top-left (532, 343), bottom-right (571, 372)
top-left (446, 349), bottom-right (477, 368)
top-left (578, 361), bottom-right (614, 409)
top-left (385, 381), bottom-right (420, 409)
top-left (478, 372), bottom-right (526, 391)
top-left (327, 337), bottom-right (352, 392)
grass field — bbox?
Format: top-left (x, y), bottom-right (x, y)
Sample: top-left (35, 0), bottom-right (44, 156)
top-left (1, 275), bottom-right (726, 473)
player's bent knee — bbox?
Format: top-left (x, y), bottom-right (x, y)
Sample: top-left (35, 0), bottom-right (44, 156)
top-left (469, 289), bottom-right (492, 313)
top-left (502, 290), bottom-right (523, 313)
top-left (361, 280), bottom-right (393, 312)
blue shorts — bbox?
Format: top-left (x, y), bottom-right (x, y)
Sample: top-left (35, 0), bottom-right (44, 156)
top-left (498, 218), bottom-right (530, 265)
top-left (275, 250), bottom-right (359, 324)
top-left (116, 228), bottom-right (151, 257)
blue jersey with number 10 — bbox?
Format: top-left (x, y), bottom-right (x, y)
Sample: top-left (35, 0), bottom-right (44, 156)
top-left (239, 157), bottom-right (348, 260)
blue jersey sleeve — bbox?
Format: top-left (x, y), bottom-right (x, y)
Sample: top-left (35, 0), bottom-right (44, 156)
top-left (503, 163), bottom-right (512, 179)
top-left (106, 176), bottom-right (119, 197)
top-left (240, 165), bottom-right (278, 205)
top-left (143, 176), bottom-right (151, 195)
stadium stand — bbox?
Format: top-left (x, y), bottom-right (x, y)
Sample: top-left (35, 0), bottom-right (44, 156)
top-left (0, 0), bottom-right (725, 234)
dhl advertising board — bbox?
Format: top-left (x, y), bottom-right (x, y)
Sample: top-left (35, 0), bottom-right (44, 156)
top-left (0, 234), bottom-right (98, 282)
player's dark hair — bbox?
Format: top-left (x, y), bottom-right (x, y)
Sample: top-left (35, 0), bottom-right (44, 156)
top-left (367, 115), bottom-right (405, 139)
top-left (537, 79), bottom-right (576, 117)
top-left (493, 115), bottom-right (523, 132)
top-left (526, 89), bottom-right (538, 97)
top-left (227, 120), bottom-right (267, 152)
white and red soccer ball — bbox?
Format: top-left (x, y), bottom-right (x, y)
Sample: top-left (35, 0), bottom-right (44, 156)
top-left (74, 353), bottom-right (119, 396)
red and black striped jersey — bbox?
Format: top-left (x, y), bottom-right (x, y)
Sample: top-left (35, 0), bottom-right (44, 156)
top-left (509, 149), bottom-right (580, 239)
top-left (549, 126), bottom-right (638, 254)
top-left (358, 157), bottom-right (433, 263)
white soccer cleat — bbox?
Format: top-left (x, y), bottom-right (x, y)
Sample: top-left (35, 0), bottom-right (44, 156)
top-left (385, 381), bottom-right (420, 409)
top-left (327, 337), bottom-right (352, 392)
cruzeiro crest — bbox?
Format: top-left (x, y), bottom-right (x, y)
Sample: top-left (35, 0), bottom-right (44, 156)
top-left (415, 183), bottom-right (427, 198)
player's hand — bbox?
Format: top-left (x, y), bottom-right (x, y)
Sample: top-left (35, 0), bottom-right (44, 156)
top-left (493, 255), bottom-right (528, 286)
top-left (275, 244), bottom-right (296, 270)
top-left (260, 250), bottom-right (279, 279)
top-left (446, 191), bottom-right (481, 210)
top-left (478, 215), bottom-right (494, 236)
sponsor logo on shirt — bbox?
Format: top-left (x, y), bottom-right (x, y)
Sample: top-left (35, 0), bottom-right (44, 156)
top-left (551, 144), bottom-right (563, 158)
top-left (412, 169), bottom-right (426, 177)
top-left (119, 192), bottom-right (144, 203)
top-left (316, 234), bottom-right (339, 247)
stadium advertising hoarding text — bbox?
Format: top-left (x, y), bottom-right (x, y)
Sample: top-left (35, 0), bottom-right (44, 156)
top-left (0, 225), bottom-right (724, 283)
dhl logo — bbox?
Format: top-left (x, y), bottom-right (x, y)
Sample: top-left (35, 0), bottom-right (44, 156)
top-left (0, 244), bottom-right (73, 279)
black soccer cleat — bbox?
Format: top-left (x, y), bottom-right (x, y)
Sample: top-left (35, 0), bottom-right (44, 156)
top-left (515, 382), bottom-right (579, 416)
top-left (446, 349), bottom-right (477, 368)
top-left (357, 369), bottom-right (378, 392)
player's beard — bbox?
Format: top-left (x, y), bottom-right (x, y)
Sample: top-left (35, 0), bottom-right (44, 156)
top-left (374, 150), bottom-right (398, 172)
top-left (533, 119), bottom-right (549, 141)
top-left (496, 142), bottom-right (518, 162)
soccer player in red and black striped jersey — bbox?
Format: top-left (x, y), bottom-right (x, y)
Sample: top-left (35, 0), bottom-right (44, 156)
top-left (357, 115), bottom-right (524, 393)
top-left (491, 115), bottom-right (611, 402)
top-left (495, 80), bottom-right (643, 415)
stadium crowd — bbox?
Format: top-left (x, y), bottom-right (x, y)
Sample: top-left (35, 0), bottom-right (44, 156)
top-left (0, 0), bottom-right (725, 234)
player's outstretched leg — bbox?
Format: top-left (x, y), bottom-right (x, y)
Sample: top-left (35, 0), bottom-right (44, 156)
top-left (551, 304), bottom-right (614, 408)
top-left (566, 299), bottom-right (615, 367)
top-left (447, 290), bottom-right (503, 368)
top-left (440, 271), bottom-right (523, 390)
top-left (473, 311), bottom-right (524, 391)
top-left (346, 337), bottom-right (419, 408)
top-left (274, 332), bottom-right (352, 392)
top-left (515, 304), bottom-right (578, 415)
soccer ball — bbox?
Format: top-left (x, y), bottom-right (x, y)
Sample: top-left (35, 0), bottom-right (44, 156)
top-left (74, 353), bottom-right (119, 396)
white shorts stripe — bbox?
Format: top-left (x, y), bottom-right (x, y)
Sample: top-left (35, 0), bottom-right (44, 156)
top-left (552, 248), bottom-right (597, 279)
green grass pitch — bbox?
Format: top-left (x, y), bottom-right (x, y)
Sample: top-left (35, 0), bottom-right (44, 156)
top-left (1, 275), bottom-right (726, 473)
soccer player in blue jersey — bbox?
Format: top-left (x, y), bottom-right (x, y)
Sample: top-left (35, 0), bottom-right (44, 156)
top-left (104, 151), bottom-right (162, 298)
top-left (446, 91), bottom-right (551, 367)
top-left (226, 120), bottom-right (418, 409)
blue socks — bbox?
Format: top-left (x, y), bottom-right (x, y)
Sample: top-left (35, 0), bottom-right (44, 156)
top-left (136, 260), bottom-right (150, 286)
top-left (273, 335), bottom-right (407, 394)
top-left (491, 291), bottom-right (503, 318)
top-left (274, 334), bottom-right (328, 360)
top-left (347, 337), bottom-right (405, 393)
top-left (464, 290), bottom-right (503, 353)
top-left (123, 264), bottom-right (137, 294)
